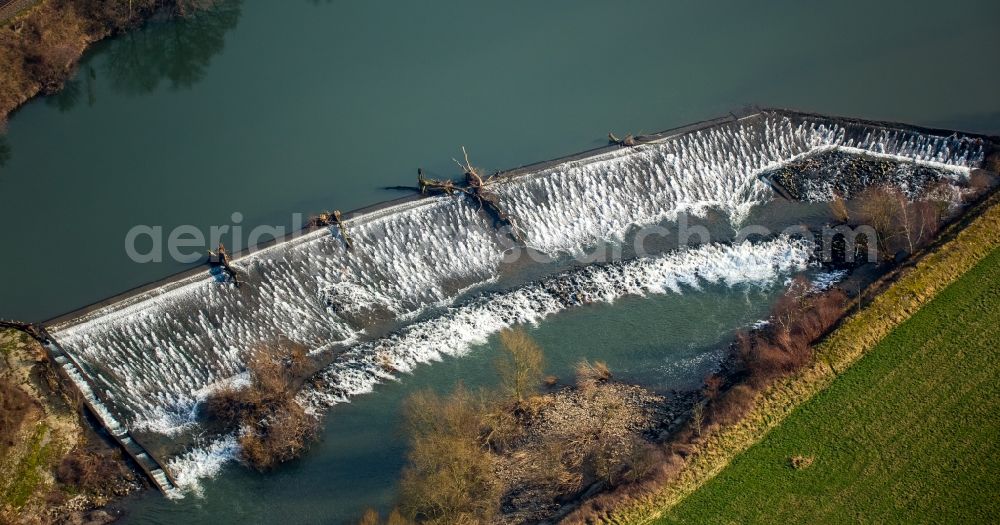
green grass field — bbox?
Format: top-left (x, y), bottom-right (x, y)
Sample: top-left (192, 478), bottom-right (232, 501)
top-left (656, 247), bottom-right (1000, 524)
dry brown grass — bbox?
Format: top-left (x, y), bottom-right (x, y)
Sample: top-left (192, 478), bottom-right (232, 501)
top-left (788, 454), bottom-right (814, 470)
top-left (575, 359), bottom-right (612, 390)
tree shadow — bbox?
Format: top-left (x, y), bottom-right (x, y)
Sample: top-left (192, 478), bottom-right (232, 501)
top-left (44, 65), bottom-right (97, 113)
top-left (103, 0), bottom-right (243, 96)
top-left (0, 135), bottom-right (10, 168)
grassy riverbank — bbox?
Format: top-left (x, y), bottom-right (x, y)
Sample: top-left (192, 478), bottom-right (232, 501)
top-left (0, 330), bottom-right (138, 524)
top-left (585, 195), bottom-right (1000, 524)
top-left (655, 240), bottom-right (1000, 523)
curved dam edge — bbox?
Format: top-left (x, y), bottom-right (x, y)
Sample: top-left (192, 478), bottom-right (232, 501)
top-left (40, 107), bottom-right (998, 330)
top-left (31, 108), bottom-right (998, 497)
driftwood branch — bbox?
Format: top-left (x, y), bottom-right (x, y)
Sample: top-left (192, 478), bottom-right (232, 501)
top-left (413, 149), bottom-right (526, 243)
top-left (608, 131), bottom-right (637, 147)
top-left (332, 210), bottom-right (354, 250)
top-left (454, 146), bottom-right (485, 187)
top-left (308, 210), bottom-right (355, 250)
top-left (208, 243), bottom-right (243, 287)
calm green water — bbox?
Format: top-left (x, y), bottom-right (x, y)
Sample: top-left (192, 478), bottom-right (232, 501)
top-left (1, 0), bottom-right (999, 321)
top-left (0, 0), bottom-right (998, 523)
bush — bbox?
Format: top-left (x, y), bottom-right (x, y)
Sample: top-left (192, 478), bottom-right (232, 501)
top-left (238, 401), bottom-right (317, 471)
top-left (356, 508), bottom-right (412, 525)
top-left (55, 447), bottom-right (132, 497)
top-left (495, 328), bottom-right (544, 403)
top-left (398, 386), bottom-right (500, 524)
top-left (986, 151), bottom-right (1000, 174)
top-left (737, 280), bottom-right (847, 387)
top-left (707, 384), bottom-right (757, 427)
top-left (575, 359), bottom-right (612, 390)
top-left (856, 183), bottom-right (954, 258)
top-left (829, 193), bottom-right (849, 223)
top-left (968, 170), bottom-right (995, 198)
top-left (202, 342), bottom-right (318, 471)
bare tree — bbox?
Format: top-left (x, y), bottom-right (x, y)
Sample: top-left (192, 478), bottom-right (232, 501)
top-left (829, 192), bottom-right (849, 223)
top-left (857, 185), bottom-right (903, 257)
top-left (495, 328), bottom-right (544, 403)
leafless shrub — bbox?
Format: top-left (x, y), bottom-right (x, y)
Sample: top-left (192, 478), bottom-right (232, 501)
top-left (495, 328), bottom-right (544, 403)
top-left (398, 385), bottom-right (500, 525)
top-left (386, 509), bottom-right (412, 525)
top-left (575, 359), bottom-right (612, 390)
top-left (355, 508), bottom-right (414, 525)
top-left (968, 170), bottom-right (995, 198)
top-left (480, 400), bottom-right (522, 452)
top-left (358, 509), bottom-right (380, 525)
top-left (707, 384), bottom-right (757, 427)
top-left (530, 439), bottom-right (585, 493)
top-left (202, 342), bottom-right (318, 471)
top-left (703, 374), bottom-right (724, 401)
top-left (691, 401), bottom-right (704, 437)
top-left (621, 441), bottom-right (661, 484)
top-left (55, 447), bottom-right (131, 496)
top-left (856, 184), bottom-right (951, 258)
top-left (829, 192), bottom-right (849, 223)
top-left (239, 400), bottom-right (318, 471)
top-left (986, 151), bottom-right (1000, 174)
top-left (857, 185), bottom-right (903, 257)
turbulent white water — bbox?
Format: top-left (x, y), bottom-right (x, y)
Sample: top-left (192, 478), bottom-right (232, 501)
top-left (165, 235), bottom-right (814, 495)
top-left (46, 112), bottom-right (985, 491)
top-left (298, 236), bottom-right (815, 409)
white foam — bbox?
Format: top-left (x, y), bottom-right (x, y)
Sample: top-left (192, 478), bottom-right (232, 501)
top-left (43, 114), bottom-right (984, 489)
top-left (166, 434), bottom-right (240, 498)
top-left (300, 236), bottom-right (814, 410)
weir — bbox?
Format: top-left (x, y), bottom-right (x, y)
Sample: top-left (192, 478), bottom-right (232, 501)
top-left (37, 109), bottom-right (990, 494)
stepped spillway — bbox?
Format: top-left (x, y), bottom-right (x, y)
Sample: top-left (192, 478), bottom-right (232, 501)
top-left (45, 111), bottom-right (985, 491)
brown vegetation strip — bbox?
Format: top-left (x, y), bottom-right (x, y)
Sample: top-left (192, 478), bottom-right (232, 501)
top-left (0, 1), bottom-right (189, 123)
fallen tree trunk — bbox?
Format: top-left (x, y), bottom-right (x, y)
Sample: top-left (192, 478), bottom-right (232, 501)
top-left (413, 158), bottom-right (526, 243)
top-left (332, 210), bottom-right (354, 250)
top-left (208, 243), bottom-right (243, 287)
top-left (308, 210), bottom-right (355, 249)
top-left (608, 131), bottom-right (637, 147)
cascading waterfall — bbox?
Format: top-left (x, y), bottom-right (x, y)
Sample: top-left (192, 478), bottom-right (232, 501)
top-left (46, 112), bottom-right (985, 493)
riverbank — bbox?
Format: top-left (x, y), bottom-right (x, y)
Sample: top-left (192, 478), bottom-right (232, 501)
top-left (0, 0), bottom-right (199, 124)
top-left (568, 191), bottom-right (1000, 523)
top-left (0, 329), bottom-right (140, 524)
top-left (657, 225), bottom-right (1000, 522)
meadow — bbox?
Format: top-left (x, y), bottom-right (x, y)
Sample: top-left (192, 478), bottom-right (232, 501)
top-left (655, 246), bottom-right (1000, 523)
